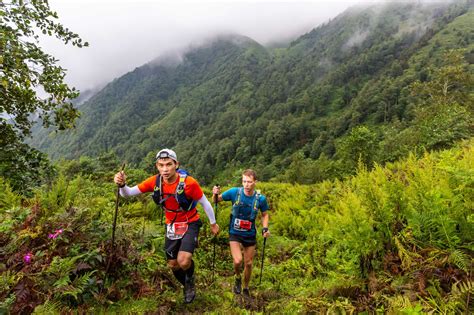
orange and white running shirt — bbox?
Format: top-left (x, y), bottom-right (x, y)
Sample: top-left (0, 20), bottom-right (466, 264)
top-left (138, 175), bottom-right (203, 224)
top-left (118, 174), bottom-right (215, 225)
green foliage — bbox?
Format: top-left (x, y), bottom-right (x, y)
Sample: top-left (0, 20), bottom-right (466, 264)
top-left (263, 138), bottom-right (473, 312)
top-left (1, 137), bottom-right (473, 313)
top-left (0, 271), bottom-right (22, 294)
top-left (57, 151), bottom-right (122, 182)
top-left (32, 300), bottom-right (62, 314)
top-left (0, 127), bottom-right (56, 195)
top-left (418, 279), bottom-right (474, 313)
top-left (336, 125), bottom-right (379, 171)
top-left (1, 0), bottom-right (87, 194)
top-left (0, 177), bottom-right (21, 209)
top-left (0, 293), bottom-right (16, 314)
top-left (407, 49), bottom-right (474, 151)
top-left (0, 157), bottom-right (196, 313)
top-left (410, 49), bottom-right (474, 110)
top-left (1, 0), bottom-right (87, 136)
top-left (413, 103), bottom-right (471, 150)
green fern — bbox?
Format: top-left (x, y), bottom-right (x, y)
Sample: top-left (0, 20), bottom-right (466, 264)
top-left (386, 295), bottom-right (413, 310)
top-left (46, 255), bottom-right (85, 279)
top-left (420, 280), bottom-right (474, 313)
top-left (43, 253), bottom-right (93, 300)
top-left (446, 280), bottom-right (474, 312)
top-left (394, 233), bottom-right (421, 270)
top-left (57, 271), bottom-right (96, 301)
top-left (386, 294), bottom-right (427, 313)
top-left (32, 300), bottom-right (62, 315)
top-left (448, 249), bottom-right (470, 272)
top-left (451, 280), bottom-right (474, 296)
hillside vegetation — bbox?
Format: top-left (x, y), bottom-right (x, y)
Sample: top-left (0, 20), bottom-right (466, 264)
top-left (1, 139), bottom-right (472, 313)
top-left (28, 1), bottom-right (474, 187)
top-left (6, 2), bottom-right (473, 312)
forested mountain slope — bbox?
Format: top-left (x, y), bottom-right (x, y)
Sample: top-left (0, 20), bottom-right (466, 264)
top-left (30, 1), bottom-right (474, 184)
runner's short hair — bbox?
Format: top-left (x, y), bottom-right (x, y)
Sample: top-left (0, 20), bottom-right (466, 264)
top-left (242, 169), bottom-right (257, 181)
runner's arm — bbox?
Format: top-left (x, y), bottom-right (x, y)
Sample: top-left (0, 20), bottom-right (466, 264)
top-left (198, 195), bottom-right (216, 224)
top-left (261, 211), bottom-right (270, 237)
top-left (212, 186), bottom-right (223, 202)
top-left (262, 211), bottom-right (269, 229)
top-left (119, 185), bottom-right (142, 197)
top-left (114, 171), bottom-right (143, 197)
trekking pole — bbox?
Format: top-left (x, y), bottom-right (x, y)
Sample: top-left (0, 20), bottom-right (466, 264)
top-left (112, 163), bottom-right (126, 249)
top-left (106, 163), bottom-right (125, 275)
top-left (212, 184), bottom-right (219, 282)
top-left (259, 237), bottom-right (267, 285)
top-left (160, 207), bottom-right (164, 225)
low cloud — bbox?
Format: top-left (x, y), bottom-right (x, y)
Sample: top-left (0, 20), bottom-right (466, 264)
top-left (43, 0), bottom-right (362, 91)
top-left (343, 29), bottom-right (370, 49)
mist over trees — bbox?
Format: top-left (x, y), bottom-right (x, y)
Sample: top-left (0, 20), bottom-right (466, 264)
top-left (28, 1), bottom-right (474, 187)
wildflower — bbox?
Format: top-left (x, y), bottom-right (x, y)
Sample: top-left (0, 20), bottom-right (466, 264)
top-left (48, 229), bottom-right (64, 239)
top-left (23, 252), bottom-right (32, 264)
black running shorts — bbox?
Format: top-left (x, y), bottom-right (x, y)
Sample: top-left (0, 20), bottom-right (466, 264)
top-left (164, 219), bottom-right (202, 260)
top-left (229, 233), bottom-right (256, 247)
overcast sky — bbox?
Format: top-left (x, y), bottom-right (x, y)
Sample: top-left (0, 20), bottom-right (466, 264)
top-left (42, 0), bottom-right (381, 91)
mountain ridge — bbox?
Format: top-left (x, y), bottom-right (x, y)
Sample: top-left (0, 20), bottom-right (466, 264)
top-left (29, 0), bottom-right (474, 184)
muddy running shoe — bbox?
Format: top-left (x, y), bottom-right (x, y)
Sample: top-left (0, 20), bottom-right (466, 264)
top-left (242, 288), bottom-right (250, 297)
top-left (233, 277), bottom-right (242, 294)
top-left (184, 275), bottom-right (195, 303)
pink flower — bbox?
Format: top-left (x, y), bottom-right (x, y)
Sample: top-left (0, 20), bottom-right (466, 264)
top-left (23, 252), bottom-right (32, 264)
top-left (48, 229), bottom-right (64, 239)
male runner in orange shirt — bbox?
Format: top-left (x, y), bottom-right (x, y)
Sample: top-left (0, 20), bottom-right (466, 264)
top-left (114, 149), bottom-right (219, 303)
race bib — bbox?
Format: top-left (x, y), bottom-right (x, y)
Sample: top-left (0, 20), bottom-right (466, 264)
top-left (166, 222), bottom-right (188, 240)
top-left (234, 218), bottom-right (252, 231)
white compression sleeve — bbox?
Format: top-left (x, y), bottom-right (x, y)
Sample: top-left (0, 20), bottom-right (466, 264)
top-left (198, 195), bottom-right (216, 224)
top-left (119, 185), bottom-right (142, 197)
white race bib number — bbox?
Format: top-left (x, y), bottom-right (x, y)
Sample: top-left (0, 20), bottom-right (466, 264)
top-left (233, 218), bottom-right (252, 231)
top-left (166, 222), bottom-right (188, 240)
